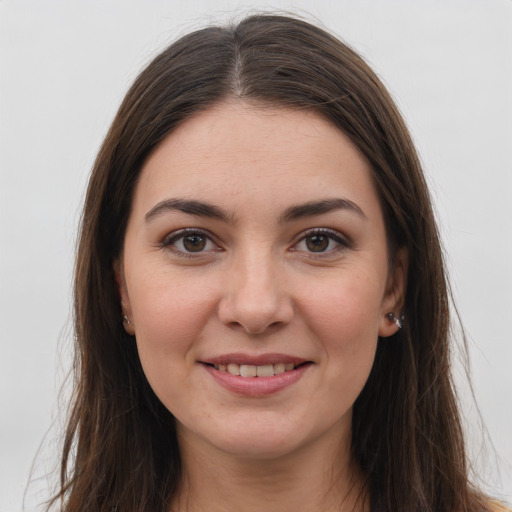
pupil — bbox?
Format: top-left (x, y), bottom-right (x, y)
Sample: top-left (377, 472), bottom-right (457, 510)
top-left (306, 235), bottom-right (329, 252)
top-left (183, 235), bottom-right (206, 252)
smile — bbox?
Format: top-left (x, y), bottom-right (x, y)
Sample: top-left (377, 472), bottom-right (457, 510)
top-left (201, 356), bottom-right (312, 397)
top-left (213, 362), bottom-right (297, 377)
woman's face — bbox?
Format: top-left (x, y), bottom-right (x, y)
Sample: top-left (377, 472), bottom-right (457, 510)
top-left (117, 102), bottom-right (405, 460)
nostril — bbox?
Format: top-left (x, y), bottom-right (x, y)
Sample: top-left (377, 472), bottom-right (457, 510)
top-left (225, 319), bottom-right (284, 335)
top-left (217, 289), bottom-right (294, 334)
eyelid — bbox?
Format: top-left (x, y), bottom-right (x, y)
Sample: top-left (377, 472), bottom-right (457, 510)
top-left (290, 227), bottom-right (352, 255)
top-left (161, 228), bottom-right (222, 257)
top-left (159, 227), bottom-right (351, 258)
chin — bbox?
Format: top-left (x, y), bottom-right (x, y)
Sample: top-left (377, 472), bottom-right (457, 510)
top-left (178, 409), bottom-right (344, 462)
top-left (213, 431), bottom-right (306, 460)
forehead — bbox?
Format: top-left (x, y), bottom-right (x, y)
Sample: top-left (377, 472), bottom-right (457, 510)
top-left (133, 101), bottom-right (382, 223)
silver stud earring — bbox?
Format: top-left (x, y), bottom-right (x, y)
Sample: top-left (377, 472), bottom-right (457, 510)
top-left (385, 312), bottom-right (403, 329)
top-left (123, 314), bottom-right (131, 326)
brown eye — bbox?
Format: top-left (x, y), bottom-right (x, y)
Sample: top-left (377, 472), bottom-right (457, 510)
top-left (183, 234), bottom-right (207, 252)
top-left (305, 234), bottom-right (329, 252)
top-left (293, 229), bottom-right (349, 256)
top-left (164, 229), bottom-right (218, 256)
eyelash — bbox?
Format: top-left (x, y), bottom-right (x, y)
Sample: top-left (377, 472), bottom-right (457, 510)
top-left (161, 228), bottom-right (351, 258)
top-left (161, 228), bottom-right (220, 258)
top-left (291, 228), bottom-right (351, 257)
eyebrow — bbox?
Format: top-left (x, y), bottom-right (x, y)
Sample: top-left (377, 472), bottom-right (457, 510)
top-left (144, 197), bottom-right (365, 224)
top-left (145, 198), bottom-right (235, 223)
top-left (279, 198), bottom-right (366, 223)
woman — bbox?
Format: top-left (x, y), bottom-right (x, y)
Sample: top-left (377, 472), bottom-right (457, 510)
top-left (49, 13), bottom-right (507, 512)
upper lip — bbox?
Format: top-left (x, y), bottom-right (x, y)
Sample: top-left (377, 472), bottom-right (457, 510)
top-left (201, 353), bottom-right (310, 366)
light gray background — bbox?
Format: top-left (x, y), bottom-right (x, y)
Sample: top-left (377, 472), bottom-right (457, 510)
top-left (1, 1), bottom-right (511, 510)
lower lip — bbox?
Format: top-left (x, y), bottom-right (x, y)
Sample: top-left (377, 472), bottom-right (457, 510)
top-left (202, 363), bottom-right (312, 397)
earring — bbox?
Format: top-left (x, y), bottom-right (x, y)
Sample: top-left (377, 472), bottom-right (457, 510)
top-left (385, 312), bottom-right (403, 329)
top-left (123, 314), bottom-right (131, 326)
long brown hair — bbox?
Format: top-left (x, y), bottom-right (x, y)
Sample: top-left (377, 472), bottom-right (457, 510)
top-left (50, 13), bottom-right (494, 512)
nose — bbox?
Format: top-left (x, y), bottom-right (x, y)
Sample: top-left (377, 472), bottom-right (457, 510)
top-left (218, 248), bottom-right (294, 335)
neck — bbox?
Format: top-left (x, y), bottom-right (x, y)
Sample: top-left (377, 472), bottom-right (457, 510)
top-left (171, 424), bottom-right (368, 512)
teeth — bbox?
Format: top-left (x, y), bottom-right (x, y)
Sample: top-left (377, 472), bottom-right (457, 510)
top-left (273, 363), bottom-right (285, 375)
top-left (214, 362), bottom-right (299, 377)
top-left (240, 364), bottom-right (257, 377)
top-left (256, 364), bottom-right (274, 377)
top-left (227, 363), bottom-right (240, 376)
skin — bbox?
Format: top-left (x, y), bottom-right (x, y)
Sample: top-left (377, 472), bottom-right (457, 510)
top-left (116, 101), bottom-right (407, 512)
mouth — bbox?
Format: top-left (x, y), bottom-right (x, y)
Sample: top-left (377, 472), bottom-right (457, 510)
top-left (204, 361), bottom-right (308, 378)
top-left (199, 354), bottom-right (312, 396)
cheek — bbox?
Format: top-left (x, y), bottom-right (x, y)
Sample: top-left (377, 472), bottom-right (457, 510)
top-left (129, 269), bottom-right (219, 372)
top-left (130, 277), bottom-right (219, 411)
top-left (300, 268), bottom-right (384, 341)
top-left (298, 270), bottom-right (383, 390)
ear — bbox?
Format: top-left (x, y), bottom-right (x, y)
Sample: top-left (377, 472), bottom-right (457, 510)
top-left (114, 259), bottom-right (135, 336)
top-left (378, 247), bottom-right (408, 338)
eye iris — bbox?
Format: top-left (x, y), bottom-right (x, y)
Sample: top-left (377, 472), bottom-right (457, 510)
top-left (306, 234), bottom-right (329, 252)
top-left (183, 234), bottom-right (206, 252)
